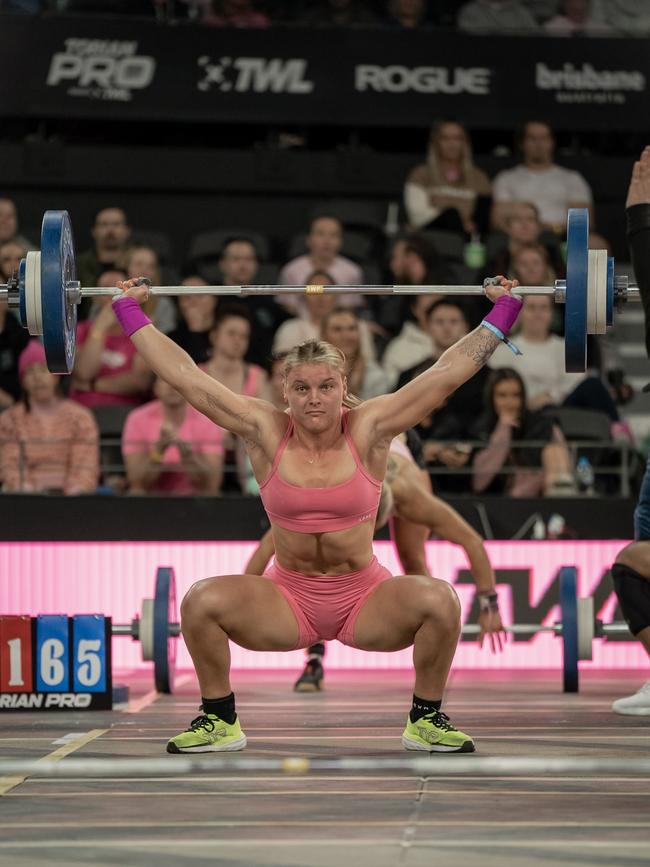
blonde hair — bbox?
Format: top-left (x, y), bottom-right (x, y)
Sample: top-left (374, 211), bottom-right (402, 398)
top-left (283, 339), bottom-right (361, 408)
top-left (427, 120), bottom-right (474, 186)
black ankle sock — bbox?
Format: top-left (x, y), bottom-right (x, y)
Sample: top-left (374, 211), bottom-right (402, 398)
top-left (410, 695), bottom-right (442, 723)
top-left (201, 693), bottom-right (236, 724)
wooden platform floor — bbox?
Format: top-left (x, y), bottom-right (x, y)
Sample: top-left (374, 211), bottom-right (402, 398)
top-left (1, 669), bottom-right (649, 867)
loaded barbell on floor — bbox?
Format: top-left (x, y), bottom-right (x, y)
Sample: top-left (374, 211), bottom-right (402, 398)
top-left (0, 209), bottom-right (640, 375)
top-left (131, 565), bottom-right (627, 696)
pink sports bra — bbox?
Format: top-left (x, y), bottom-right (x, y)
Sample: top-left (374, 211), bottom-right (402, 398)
top-left (259, 411), bottom-right (382, 534)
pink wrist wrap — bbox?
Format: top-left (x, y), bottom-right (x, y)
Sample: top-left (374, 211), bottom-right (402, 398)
top-left (112, 296), bottom-right (152, 337)
top-left (483, 294), bottom-right (523, 336)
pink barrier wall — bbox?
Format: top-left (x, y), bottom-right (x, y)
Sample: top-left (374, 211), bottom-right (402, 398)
top-left (0, 540), bottom-right (644, 670)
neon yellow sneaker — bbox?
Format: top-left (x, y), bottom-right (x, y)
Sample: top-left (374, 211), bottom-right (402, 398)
top-left (402, 710), bottom-right (475, 753)
top-left (166, 711), bottom-right (247, 754)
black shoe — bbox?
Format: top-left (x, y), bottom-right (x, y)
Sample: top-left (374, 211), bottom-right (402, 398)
top-left (294, 658), bottom-right (324, 692)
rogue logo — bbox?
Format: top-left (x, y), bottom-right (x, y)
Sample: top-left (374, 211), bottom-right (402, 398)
top-left (46, 39), bottom-right (156, 102)
top-left (197, 56), bottom-right (314, 94)
top-left (355, 64), bottom-right (491, 95)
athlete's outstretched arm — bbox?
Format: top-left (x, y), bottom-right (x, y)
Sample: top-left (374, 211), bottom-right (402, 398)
top-left (112, 280), bottom-right (273, 440)
top-left (365, 279), bottom-right (520, 439)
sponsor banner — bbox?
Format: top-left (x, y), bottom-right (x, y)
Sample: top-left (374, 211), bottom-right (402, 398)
top-left (0, 17), bottom-right (648, 129)
top-left (0, 540), bottom-right (643, 670)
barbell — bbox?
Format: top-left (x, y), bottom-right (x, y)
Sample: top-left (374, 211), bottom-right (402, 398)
top-left (119, 565), bottom-right (628, 696)
top-left (0, 209), bottom-right (640, 375)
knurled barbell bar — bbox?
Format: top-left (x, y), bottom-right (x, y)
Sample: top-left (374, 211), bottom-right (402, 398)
top-left (0, 209), bottom-right (640, 375)
top-left (120, 565), bottom-right (629, 696)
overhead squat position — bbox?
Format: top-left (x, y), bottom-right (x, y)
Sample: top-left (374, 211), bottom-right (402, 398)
top-left (246, 431), bottom-right (506, 692)
top-left (111, 276), bottom-right (522, 753)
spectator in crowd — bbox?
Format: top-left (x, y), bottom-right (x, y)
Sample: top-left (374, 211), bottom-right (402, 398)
top-left (457, 0), bottom-right (539, 32)
top-left (471, 368), bottom-right (575, 497)
top-left (278, 215), bottom-right (363, 304)
top-left (69, 270), bottom-right (154, 409)
top-left (122, 375), bottom-right (224, 495)
top-left (491, 121), bottom-right (593, 234)
top-left (381, 292), bottom-right (441, 389)
top-left (168, 276), bottom-right (216, 364)
top-left (296, 0), bottom-right (381, 26)
top-left (321, 306), bottom-right (390, 400)
top-left (273, 270), bottom-right (336, 354)
top-left (595, 0), bottom-right (650, 36)
top-left (384, 0), bottom-right (429, 28)
top-left (202, 0), bottom-right (270, 26)
top-left (0, 197), bottom-right (32, 249)
top-left (397, 299), bottom-right (489, 492)
top-left (404, 120), bottom-right (492, 235)
top-left (123, 244), bottom-right (177, 334)
top-left (544, 0), bottom-right (613, 35)
top-left (480, 203), bottom-right (563, 283)
top-left (0, 292), bottom-right (29, 410)
top-left (0, 239), bottom-right (27, 283)
top-left (0, 340), bottom-right (99, 494)
top-left (489, 291), bottom-right (620, 421)
top-left (76, 207), bottom-right (131, 291)
top-left (202, 306), bottom-right (269, 491)
top-left (509, 242), bottom-right (556, 288)
top-left (218, 237), bottom-right (290, 367)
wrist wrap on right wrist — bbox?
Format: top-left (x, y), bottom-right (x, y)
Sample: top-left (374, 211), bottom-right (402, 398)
top-left (112, 296), bottom-right (152, 337)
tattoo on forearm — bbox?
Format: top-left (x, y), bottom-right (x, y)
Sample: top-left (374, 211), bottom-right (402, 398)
top-left (457, 328), bottom-right (500, 367)
top-left (202, 389), bottom-right (249, 429)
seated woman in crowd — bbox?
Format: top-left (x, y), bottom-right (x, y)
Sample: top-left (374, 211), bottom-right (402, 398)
top-left (472, 368), bottom-right (575, 498)
top-left (0, 341), bottom-right (99, 494)
top-left (490, 262), bottom-right (621, 423)
top-left (321, 306), bottom-right (389, 401)
top-left (122, 376), bottom-right (224, 496)
top-left (69, 270), bottom-right (154, 409)
top-left (168, 275), bottom-right (216, 364)
top-left (272, 270), bottom-right (336, 354)
top-left (122, 245), bottom-right (177, 334)
top-left (480, 202), bottom-right (564, 285)
top-left (201, 305), bottom-right (269, 492)
top-left (403, 119), bottom-right (492, 235)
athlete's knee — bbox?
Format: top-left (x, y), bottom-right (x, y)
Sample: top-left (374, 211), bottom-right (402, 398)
top-left (611, 557), bottom-right (650, 637)
top-left (421, 577), bottom-right (461, 629)
top-left (181, 576), bottom-right (235, 623)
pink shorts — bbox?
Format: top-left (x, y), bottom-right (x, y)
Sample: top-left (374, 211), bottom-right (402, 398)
top-left (265, 555), bottom-right (392, 649)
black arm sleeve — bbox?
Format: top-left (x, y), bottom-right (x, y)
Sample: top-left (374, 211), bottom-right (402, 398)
top-left (626, 203), bottom-right (650, 358)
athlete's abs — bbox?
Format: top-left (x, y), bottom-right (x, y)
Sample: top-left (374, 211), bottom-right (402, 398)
top-left (272, 521), bottom-right (376, 576)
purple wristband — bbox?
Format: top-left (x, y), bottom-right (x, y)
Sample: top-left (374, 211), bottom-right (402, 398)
top-left (483, 294), bottom-right (523, 337)
top-left (112, 296), bottom-right (152, 337)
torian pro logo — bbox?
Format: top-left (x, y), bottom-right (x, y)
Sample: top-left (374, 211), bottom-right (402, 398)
top-left (46, 39), bottom-right (156, 102)
top-left (197, 56), bottom-right (314, 94)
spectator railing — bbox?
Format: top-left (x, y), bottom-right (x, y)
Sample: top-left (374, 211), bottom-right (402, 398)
top-left (0, 436), bottom-right (638, 497)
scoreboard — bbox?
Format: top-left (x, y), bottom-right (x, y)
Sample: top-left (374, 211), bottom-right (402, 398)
top-left (0, 615), bottom-right (112, 710)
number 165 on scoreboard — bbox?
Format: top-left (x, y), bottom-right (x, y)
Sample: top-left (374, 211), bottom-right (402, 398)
top-left (0, 614), bottom-right (112, 710)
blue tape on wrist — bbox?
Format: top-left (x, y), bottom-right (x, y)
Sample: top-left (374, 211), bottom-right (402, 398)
top-left (480, 319), bottom-right (522, 356)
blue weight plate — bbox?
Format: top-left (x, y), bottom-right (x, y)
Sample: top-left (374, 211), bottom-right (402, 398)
top-left (564, 209), bottom-right (589, 373)
top-left (606, 256), bottom-right (614, 328)
top-left (18, 257), bottom-right (26, 328)
top-left (40, 210), bottom-right (77, 374)
top-left (560, 566), bottom-right (579, 693)
top-left (153, 567), bottom-right (177, 694)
